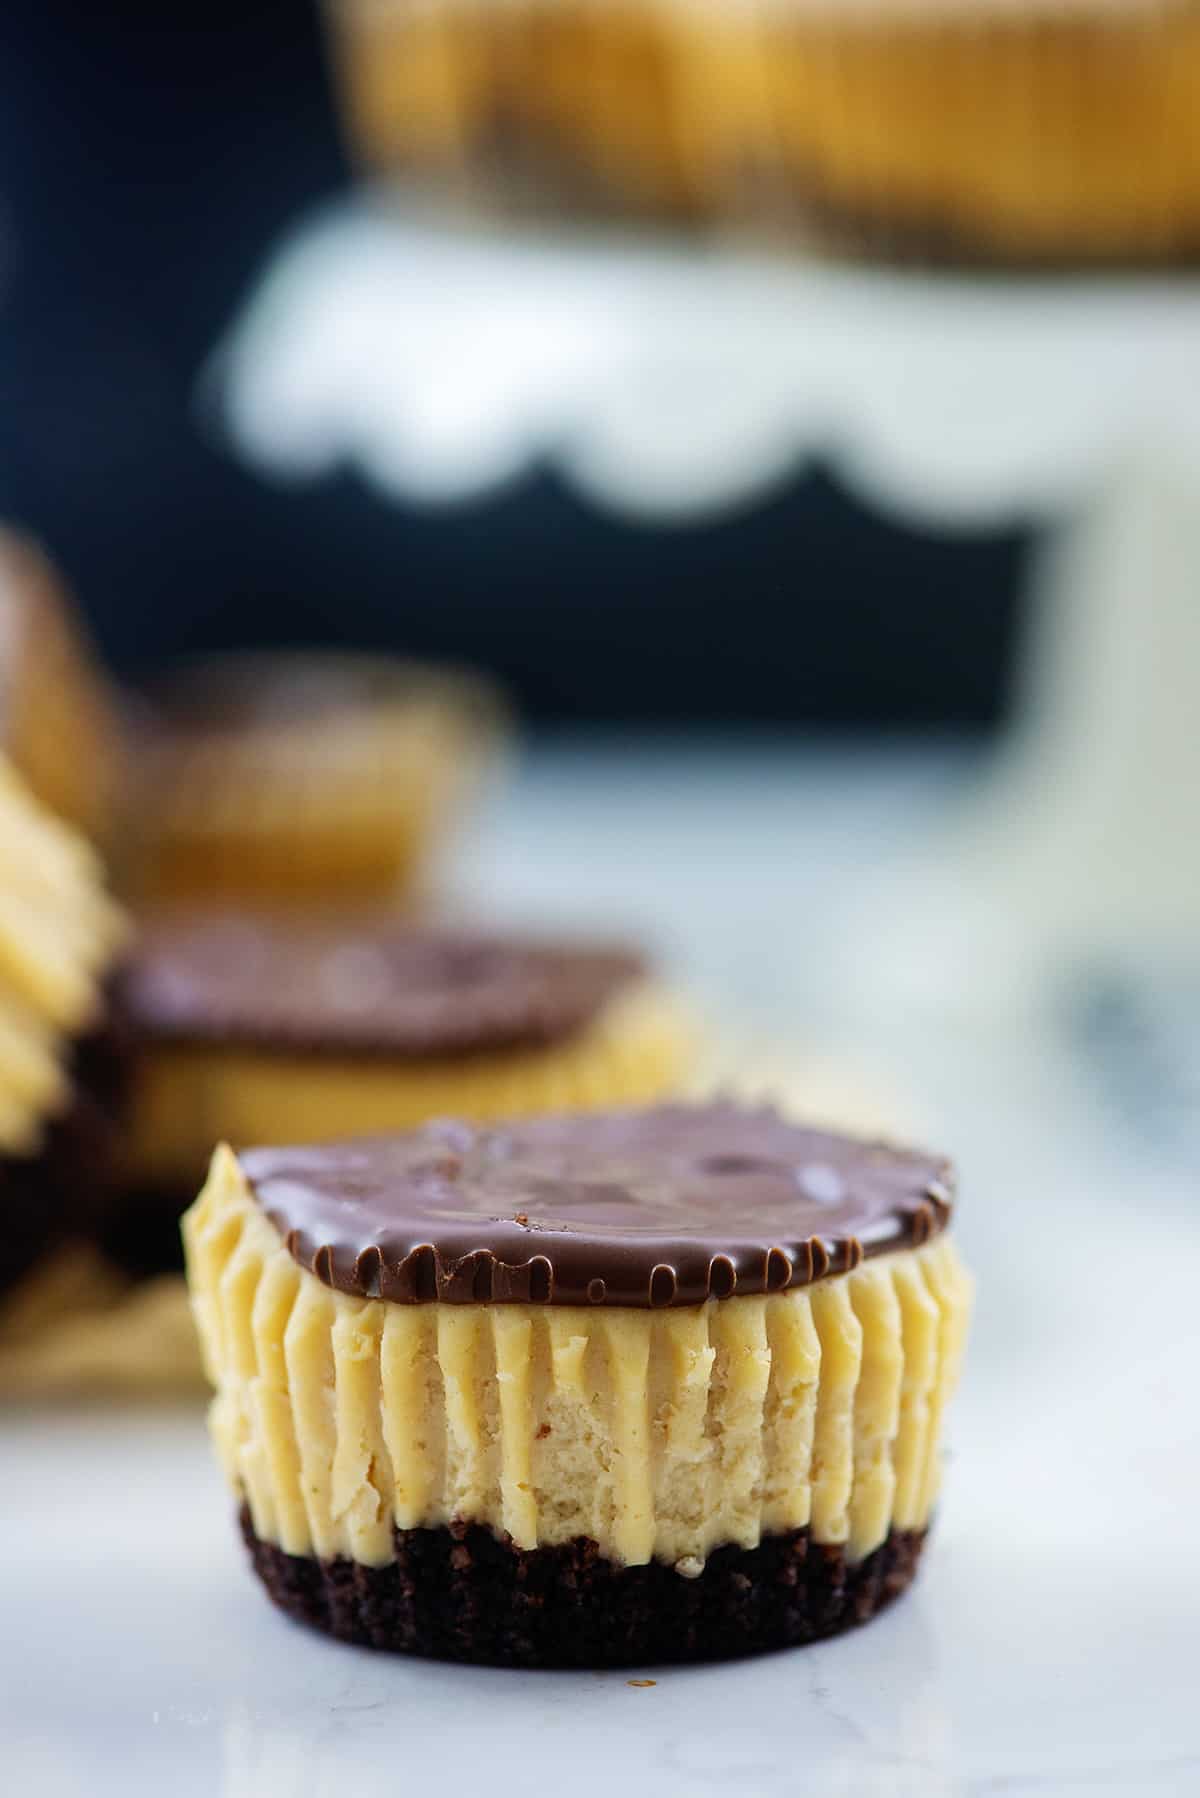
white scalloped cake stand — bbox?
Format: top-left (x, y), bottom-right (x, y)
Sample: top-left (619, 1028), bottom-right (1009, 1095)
top-left (214, 200), bottom-right (1200, 1017)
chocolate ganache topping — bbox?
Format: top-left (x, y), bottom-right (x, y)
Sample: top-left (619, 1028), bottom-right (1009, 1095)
top-left (120, 916), bottom-right (644, 1056)
top-left (242, 1102), bottom-right (955, 1308)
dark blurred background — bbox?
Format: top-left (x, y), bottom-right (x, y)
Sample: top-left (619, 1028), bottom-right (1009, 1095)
top-left (0, 0), bottom-right (1027, 726)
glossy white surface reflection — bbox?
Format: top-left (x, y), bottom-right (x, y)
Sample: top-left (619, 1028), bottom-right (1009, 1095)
top-left (3, 744), bottom-right (1198, 1798)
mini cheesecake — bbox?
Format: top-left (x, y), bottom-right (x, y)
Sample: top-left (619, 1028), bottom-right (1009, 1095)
top-left (184, 1101), bottom-right (972, 1666)
top-left (114, 913), bottom-right (691, 1274)
top-left (0, 759), bottom-right (128, 1295)
top-left (119, 653), bottom-right (503, 905)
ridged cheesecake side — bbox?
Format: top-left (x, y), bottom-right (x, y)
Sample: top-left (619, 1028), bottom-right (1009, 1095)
top-left (185, 1143), bottom-right (971, 1573)
top-left (0, 758), bottom-right (129, 1292)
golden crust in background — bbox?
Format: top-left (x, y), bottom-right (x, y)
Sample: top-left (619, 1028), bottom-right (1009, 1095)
top-left (184, 1141), bottom-right (972, 1567)
top-left (327, 0), bottom-right (1200, 263)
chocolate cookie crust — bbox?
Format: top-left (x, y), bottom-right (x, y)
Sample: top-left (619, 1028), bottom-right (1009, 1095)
top-left (240, 1508), bottom-right (927, 1667)
top-left (244, 1102), bottom-right (954, 1309)
top-left (118, 917), bottom-right (644, 1057)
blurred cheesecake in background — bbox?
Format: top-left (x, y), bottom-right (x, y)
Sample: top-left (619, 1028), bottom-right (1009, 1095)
top-left (118, 652), bottom-right (506, 906)
top-left (0, 528), bottom-right (126, 844)
top-left (111, 909), bottom-right (693, 1274)
top-left (0, 759), bottom-right (128, 1295)
top-left (326, 0), bottom-right (1200, 264)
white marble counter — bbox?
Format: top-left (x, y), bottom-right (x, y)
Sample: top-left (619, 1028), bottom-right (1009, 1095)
top-left (3, 740), bottom-right (1197, 1797)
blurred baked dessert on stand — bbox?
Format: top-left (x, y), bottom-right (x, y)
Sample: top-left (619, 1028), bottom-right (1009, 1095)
top-left (325, 0), bottom-right (1200, 264)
